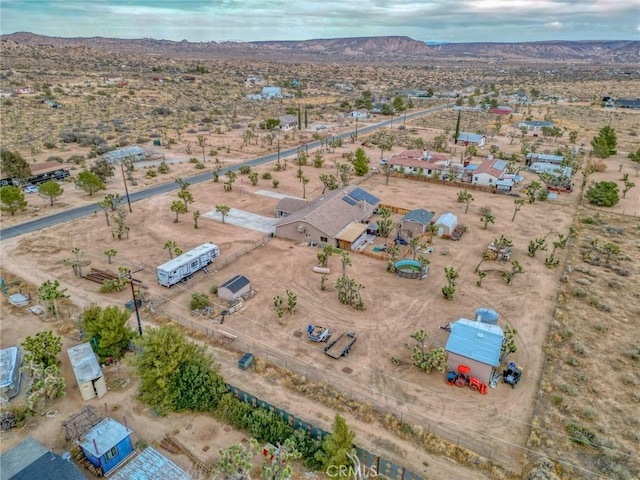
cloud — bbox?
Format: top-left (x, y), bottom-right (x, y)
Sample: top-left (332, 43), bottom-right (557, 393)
top-left (1, 0), bottom-right (638, 42)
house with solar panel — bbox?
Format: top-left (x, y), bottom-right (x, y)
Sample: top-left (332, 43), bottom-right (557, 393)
top-left (471, 157), bottom-right (511, 190)
top-left (275, 185), bottom-right (380, 249)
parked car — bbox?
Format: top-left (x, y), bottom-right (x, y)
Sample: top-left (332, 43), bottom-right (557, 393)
top-left (23, 185), bottom-right (38, 194)
top-left (380, 158), bottom-right (388, 165)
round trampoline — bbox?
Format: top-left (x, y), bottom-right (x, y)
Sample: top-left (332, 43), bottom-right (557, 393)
top-left (394, 260), bottom-right (427, 279)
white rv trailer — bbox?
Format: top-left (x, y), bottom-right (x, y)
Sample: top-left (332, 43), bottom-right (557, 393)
top-left (157, 243), bottom-right (220, 287)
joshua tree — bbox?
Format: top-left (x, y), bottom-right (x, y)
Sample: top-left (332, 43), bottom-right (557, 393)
top-left (602, 242), bottom-right (620, 264)
top-left (216, 204), bottom-right (231, 223)
top-left (193, 210), bottom-right (201, 229)
top-left (444, 266), bottom-right (459, 287)
top-left (177, 189), bottom-right (194, 211)
top-left (457, 189), bottom-right (474, 213)
top-left (512, 198), bottom-right (525, 222)
top-left (340, 251), bottom-right (352, 278)
top-left (376, 206), bottom-right (394, 238)
top-left (480, 208), bottom-right (495, 229)
top-left (196, 134), bottom-right (207, 163)
top-left (381, 163), bottom-right (393, 186)
top-left (170, 200), bottom-right (187, 222)
top-left (38, 279), bottom-right (69, 321)
top-left (103, 248), bottom-right (118, 264)
top-left (476, 270), bottom-right (487, 287)
top-left (163, 240), bottom-right (179, 259)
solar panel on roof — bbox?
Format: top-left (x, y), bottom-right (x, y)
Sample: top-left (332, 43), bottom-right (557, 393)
top-left (349, 187), bottom-right (379, 205)
top-left (493, 160), bottom-right (507, 170)
top-left (342, 196), bottom-right (357, 206)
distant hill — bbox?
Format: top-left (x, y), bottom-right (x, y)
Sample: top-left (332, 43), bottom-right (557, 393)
top-left (2, 32), bottom-right (639, 63)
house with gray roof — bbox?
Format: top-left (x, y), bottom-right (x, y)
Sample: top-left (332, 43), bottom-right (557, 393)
top-left (0, 437), bottom-right (87, 480)
top-left (279, 114), bottom-right (298, 130)
top-left (457, 132), bottom-right (486, 146)
top-left (400, 209), bottom-right (435, 234)
top-left (444, 318), bottom-right (504, 384)
top-left (275, 185), bottom-right (380, 247)
top-left (275, 197), bottom-right (310, 218)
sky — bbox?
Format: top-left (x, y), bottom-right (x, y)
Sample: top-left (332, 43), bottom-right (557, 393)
top-left (1, 0), bottom-right (639, 43)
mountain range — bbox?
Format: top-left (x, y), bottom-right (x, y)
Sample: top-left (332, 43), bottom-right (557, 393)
top-left (2, 33), bottom-right (639, 64)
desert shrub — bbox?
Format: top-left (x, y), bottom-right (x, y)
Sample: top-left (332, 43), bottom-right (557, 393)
top-left (189, 293), bottom-right (210, 311)
top-left (46, 156), bottom-right (64, 163)
top-left (210, 284), bottom-right (218, 295)
top-left (239, 165), bottom-right (251, 174)
top-left (272, 179), bottom-right (279, 188)
top-left (559, 383), bottom-right (575, 396)
top-left (67, 154), bottom-right (85, 164)
top-left (552, 395), bottom-right (564, 406)
top-left (189, 157), bottom-right (199, 163)
top-left (43, 141), bottom-right (57, 149)
top-left (567, 423), bottom-right (597, 447)
top-left (146, 169), bottom-right (157, 177)
top-left (151, 106), bottom-right (172, 116)
top-left (157, 161), bottom-right (170, 174)
top-left (262, 172), bottom-right (272, 180)
top-left (195, 161), bottom-right (205, 169)
top-left (582, 216), bottom-right (599, 225)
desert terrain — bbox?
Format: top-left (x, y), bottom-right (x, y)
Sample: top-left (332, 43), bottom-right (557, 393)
top-left (1, 37), bottom-right (640, 480)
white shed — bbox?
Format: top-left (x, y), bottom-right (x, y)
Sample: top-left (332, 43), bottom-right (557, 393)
top-left (434, 213), bottom-right (458, 237)
top-left (67, 342), bottom-right (107, 401)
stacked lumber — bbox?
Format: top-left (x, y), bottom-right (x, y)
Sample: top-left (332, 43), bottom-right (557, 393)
top-left (84, 268), bottom-right (144, 286)
top-left (161, 435), bottom-right (210, 473)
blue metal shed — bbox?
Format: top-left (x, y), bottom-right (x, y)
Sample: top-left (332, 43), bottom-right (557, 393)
top-left (77, 417), bottom-right (133, 475)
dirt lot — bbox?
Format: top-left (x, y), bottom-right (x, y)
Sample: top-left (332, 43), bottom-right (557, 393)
top-left (2, 106), bottom-right (640, 480)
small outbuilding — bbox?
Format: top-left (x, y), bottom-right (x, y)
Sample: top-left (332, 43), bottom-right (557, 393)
top-left (102, 146), bottom-right (145, 165)
top-left (67, 342), bottom-right (107, 401)
top-left (218, 275), bottom-right (251, 302)
top-left (77, 417), bottom-right (133, 476)
top-left (434, 213), bottom-right (458, 238)
top-left (444, 318), bottom-right (504, 385)
top-left (400, 209), bottom-right (435, 235)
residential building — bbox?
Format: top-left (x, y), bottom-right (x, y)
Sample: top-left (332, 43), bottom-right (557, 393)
top-left (0, 437), bottom-right (87, 480)
top-left (388, 150), bottom-right (458, 178)
top-left (400, 209), bottom-right (435, 235)
top-left (456, 132), bottom-right (486, 146)
top-left (275, 185), bottom-right (379, 248)
top-left (525, 152), bottom-right (564, 166)
top-left (516, 120), bottom-right (554, 131)
top-left (279, 114), bottom-right (298, 131)
top-left (471, 158), bottom-right (509, 188)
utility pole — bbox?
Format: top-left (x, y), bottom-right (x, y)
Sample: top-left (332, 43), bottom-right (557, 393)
top-left (120, 160), bottom-right (132, 213)
top-left (120, 267), bottom-right (144, 335)
top-left (277, 132), bottom-right (280, 168)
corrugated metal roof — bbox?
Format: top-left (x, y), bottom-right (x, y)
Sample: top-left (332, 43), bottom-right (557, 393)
top-left (110, 447), bottom-right (191, 480)
top-left (67, 343), bottom-right (102, 384)
top-left (103, 146), bottom-right (144, 161)
top-left (445, 318), bottom-right (504, 367)
top-left (458, 132), bottom-right (485, 143)
top-left (78, 418), bottom-right (132, 457)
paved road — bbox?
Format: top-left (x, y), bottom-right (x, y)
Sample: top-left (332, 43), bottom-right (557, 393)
top-left (0, 104), bottom-right (450, 240)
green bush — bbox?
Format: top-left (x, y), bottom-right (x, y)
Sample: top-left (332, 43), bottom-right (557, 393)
top-left (210, 284), bottom-right (218, 295)
top-left (146, 169), bottom-right (157, 177)
top-left (586, 181), bottom-right (620, 207)
top-left (239, 165), bottom-right (251, 174)
top-left (262, 172), bottom-right (272, 180)
top-left (189, 293), bottom-right (210, 310)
